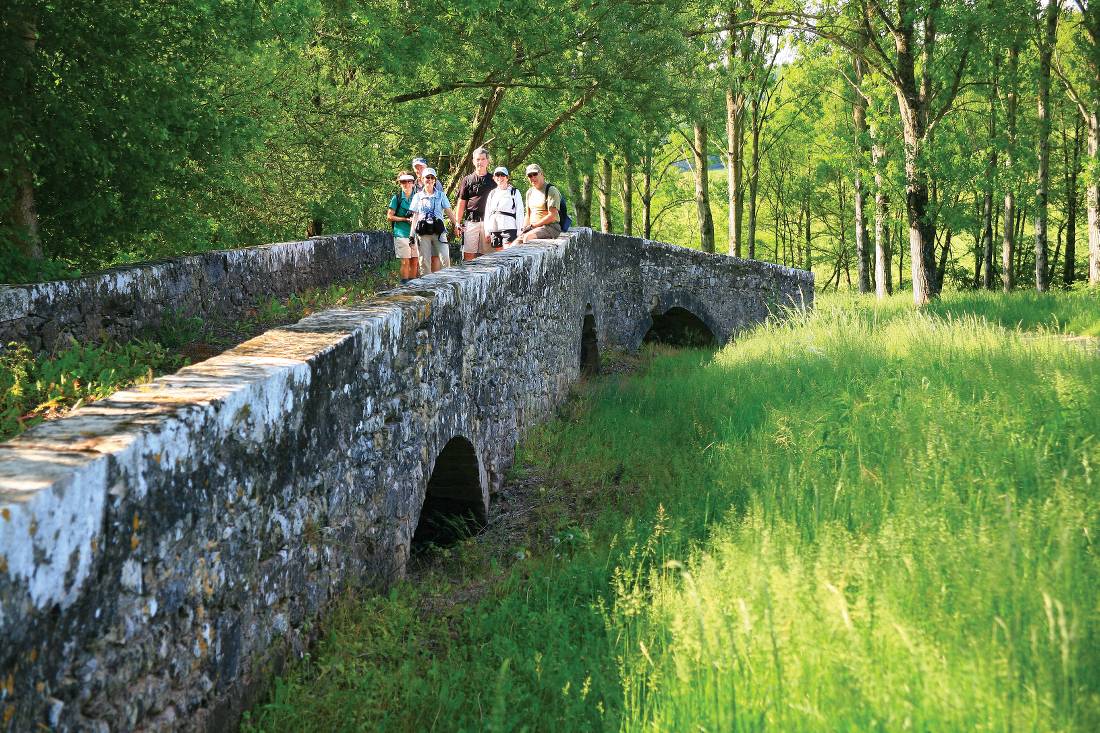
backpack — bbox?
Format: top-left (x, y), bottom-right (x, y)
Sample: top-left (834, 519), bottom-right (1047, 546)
top-left (489, 187), bottom-right (522, 221)
top-left (545, 183), bottom-right (572, 232)
top-left (390, 190), bottom-right (412, 232)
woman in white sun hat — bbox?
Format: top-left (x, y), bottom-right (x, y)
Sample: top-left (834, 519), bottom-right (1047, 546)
top-left (483, 166), bottom-right (525, 251)
top-left (408, 168), bottom-right (459, 274)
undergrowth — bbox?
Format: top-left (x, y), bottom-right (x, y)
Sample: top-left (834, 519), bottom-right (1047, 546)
top-left (1, 263), bottom-right (399, 442)
top-left (244, 290), bottom-right (1100, 732)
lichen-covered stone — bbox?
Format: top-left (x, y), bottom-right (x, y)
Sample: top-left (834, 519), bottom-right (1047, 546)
top-left (0, 233), bottom-right (392, 353)
top-left (0, 229), bottom-right (811, 731)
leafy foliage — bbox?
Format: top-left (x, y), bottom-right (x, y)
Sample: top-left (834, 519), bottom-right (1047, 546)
top-left (0, 339), bottom-right (183, 440)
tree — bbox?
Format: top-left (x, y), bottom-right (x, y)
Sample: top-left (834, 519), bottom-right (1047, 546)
top-left (1034, 0), bottom-right (1062, 292)
top-left (1057, 0), bottom-right (1100, 285)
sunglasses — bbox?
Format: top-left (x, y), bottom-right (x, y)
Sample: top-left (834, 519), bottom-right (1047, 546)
top-left (527, 172), bottom-right (539, 179)
top-left (493, 172), bottom-right (508, 177)
top-left (425, 175), bottom-right (436, 180)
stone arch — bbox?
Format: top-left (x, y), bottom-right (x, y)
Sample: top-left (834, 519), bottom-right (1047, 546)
top-left (640, 291), bottom-right (721, 348)
top-left (580, 303), bottom-right (600, 376)
top-left (412, 435), bottom-right (487, 547)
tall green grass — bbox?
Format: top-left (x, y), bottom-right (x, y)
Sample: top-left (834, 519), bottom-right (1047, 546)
top-left (604, 304), bottom-right (1100, 731)
top-left (246, 293), bottom-right (1100, 732)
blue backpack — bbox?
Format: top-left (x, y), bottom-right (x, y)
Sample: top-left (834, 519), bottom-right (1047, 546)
top-left (546, 183), bottom-right (572, 232)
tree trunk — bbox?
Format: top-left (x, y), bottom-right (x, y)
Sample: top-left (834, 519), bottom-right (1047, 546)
top-left (853, 57), bottom-right (872, 293)
top-left (446, 85), bottom-right (505, 197)
top-left (1002, 42), bottom-right (1019, 291)
top-left (872, 127), bottom-right (891, 298)
top-left (599, 157), bottom-right (613, 233)
top-left (1033, 0), bottom-right (1059, 292)
top-left (621, 148), bottom-right (634, 236)
top-left (693, 120), bottom-right (716, 253)
top-left (981, 186), bottom-right (996, 289)
top-left (892, 13), bottom-right (938, 305)
top-left (6, 17), bottom-right (43, 260)
top-left (580, 161), bottom-right (594, 228)
top-left (1089, 117), bottom-right (1100, 285)
top-left (935, 228), bottom-right (952, 291)
top-left (980, 79), bottom-right (998, 289)
top-left (804, 193), bottom-right (812, 272)
top-left (748, 98), bottom-right (761, 259)
top-left (726, 85), bottom-right (745, 257)
top-left (1064, 115), bottom-right (1082, 286)
top-left (897, 220), bottom-right (905, 289)
top-left (642, 142), bottom-right (653, 239)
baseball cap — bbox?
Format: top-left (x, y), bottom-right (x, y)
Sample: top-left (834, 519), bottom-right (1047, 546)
top-left (412, 157), bottom-right (428, 167)
top-left (524, 164), bottom-right (542, 175)
top-left (422, 167), bottom-right (438, 178)
top-left (493, 166), bottom-right (509, 176)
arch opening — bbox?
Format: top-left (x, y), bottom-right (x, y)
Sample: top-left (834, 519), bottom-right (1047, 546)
top-left (580, 311), bottom-right (600, 376)
top-left (643, 306), bottom-right (717, 348)
top-left (413, 436), bottom-right (486, 549)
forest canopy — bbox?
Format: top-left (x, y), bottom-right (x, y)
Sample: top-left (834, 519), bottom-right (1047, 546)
top-left (2, 0), bottom-right (1097, 303)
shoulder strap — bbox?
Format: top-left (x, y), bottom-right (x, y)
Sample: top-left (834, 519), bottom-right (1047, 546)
top-left (396, 190), bottom-right (411, 217)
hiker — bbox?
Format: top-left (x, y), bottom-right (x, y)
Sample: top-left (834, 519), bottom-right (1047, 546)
top-left (387, 171), bottom-right (419, 283)
top-left (413, 155), bottom-right (452, 270)
top-left (454, 147), bottom-right (495, 261)
top-left (519, 164), bottom-right (562, 242)
top-left (411, 157), bottom-right (429, 191)
top-left (483, 166), bottom-right (525, 250)
top-left (408, 168), bottom-right (458, 274)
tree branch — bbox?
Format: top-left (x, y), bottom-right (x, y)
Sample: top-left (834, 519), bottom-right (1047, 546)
top-left (505, 84), bottom-right (600, 169)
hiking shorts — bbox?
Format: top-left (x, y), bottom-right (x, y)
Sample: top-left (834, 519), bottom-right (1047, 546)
top-left (526, 222), bottom-right (562, 241)
top-left (394, 236), bottom-right (418, 259)
top-left (417, 234), bottom-right (447, 258)
top-left (462, 221), bottom-right (493, 254)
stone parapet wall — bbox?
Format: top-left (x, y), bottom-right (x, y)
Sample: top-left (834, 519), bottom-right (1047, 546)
top-left (0, 232), bottom-right (393, 353)
top-left (0, 230), bottom-right (811, 731)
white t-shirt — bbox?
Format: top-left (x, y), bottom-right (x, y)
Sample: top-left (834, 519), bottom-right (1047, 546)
top-left (484, 186), bottom-right (525, 233)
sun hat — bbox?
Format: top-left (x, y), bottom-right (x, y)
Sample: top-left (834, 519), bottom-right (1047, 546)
top-left (493, 166), bottom-right (509, 176)
top-left (397, 173), bottom-right (415, 183)
top-left (524, 164), bottom-right (542, 175)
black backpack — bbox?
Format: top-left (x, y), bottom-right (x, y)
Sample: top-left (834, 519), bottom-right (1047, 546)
top-left (544, 182), bottom-right (572, 232)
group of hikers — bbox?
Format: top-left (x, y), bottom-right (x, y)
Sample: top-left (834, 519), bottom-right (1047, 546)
top-left (386, 147), bottom-right (569, 283)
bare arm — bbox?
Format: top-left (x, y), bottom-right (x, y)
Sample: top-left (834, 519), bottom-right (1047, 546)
top-left (386, 207), bottom-right (411, 224)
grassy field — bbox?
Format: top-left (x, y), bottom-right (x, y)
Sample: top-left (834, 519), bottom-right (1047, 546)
top-left (245, 291), bottom-right (1100, 732)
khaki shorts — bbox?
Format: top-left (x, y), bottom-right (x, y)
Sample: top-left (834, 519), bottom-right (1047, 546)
top-left (394, 236), bottom-right (419, 259)
top-left (526, 222), bottom-right (562, 240)
top-left (461, 221), bottom-right (493, 254)
top-left (417, 234), bottom-right (447, 258)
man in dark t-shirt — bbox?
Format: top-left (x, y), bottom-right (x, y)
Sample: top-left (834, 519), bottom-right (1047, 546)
top-left (454, 147), bottom-right (495, 261)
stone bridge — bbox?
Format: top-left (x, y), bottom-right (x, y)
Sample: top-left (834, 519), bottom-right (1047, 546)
top-left (0, 229), bottom-right (812, 731)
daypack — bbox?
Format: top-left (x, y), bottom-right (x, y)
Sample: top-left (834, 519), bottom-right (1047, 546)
top-left (488, 187), bottom-right (523, 223)
top-left (544, 182), bottom-right (572, 232)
